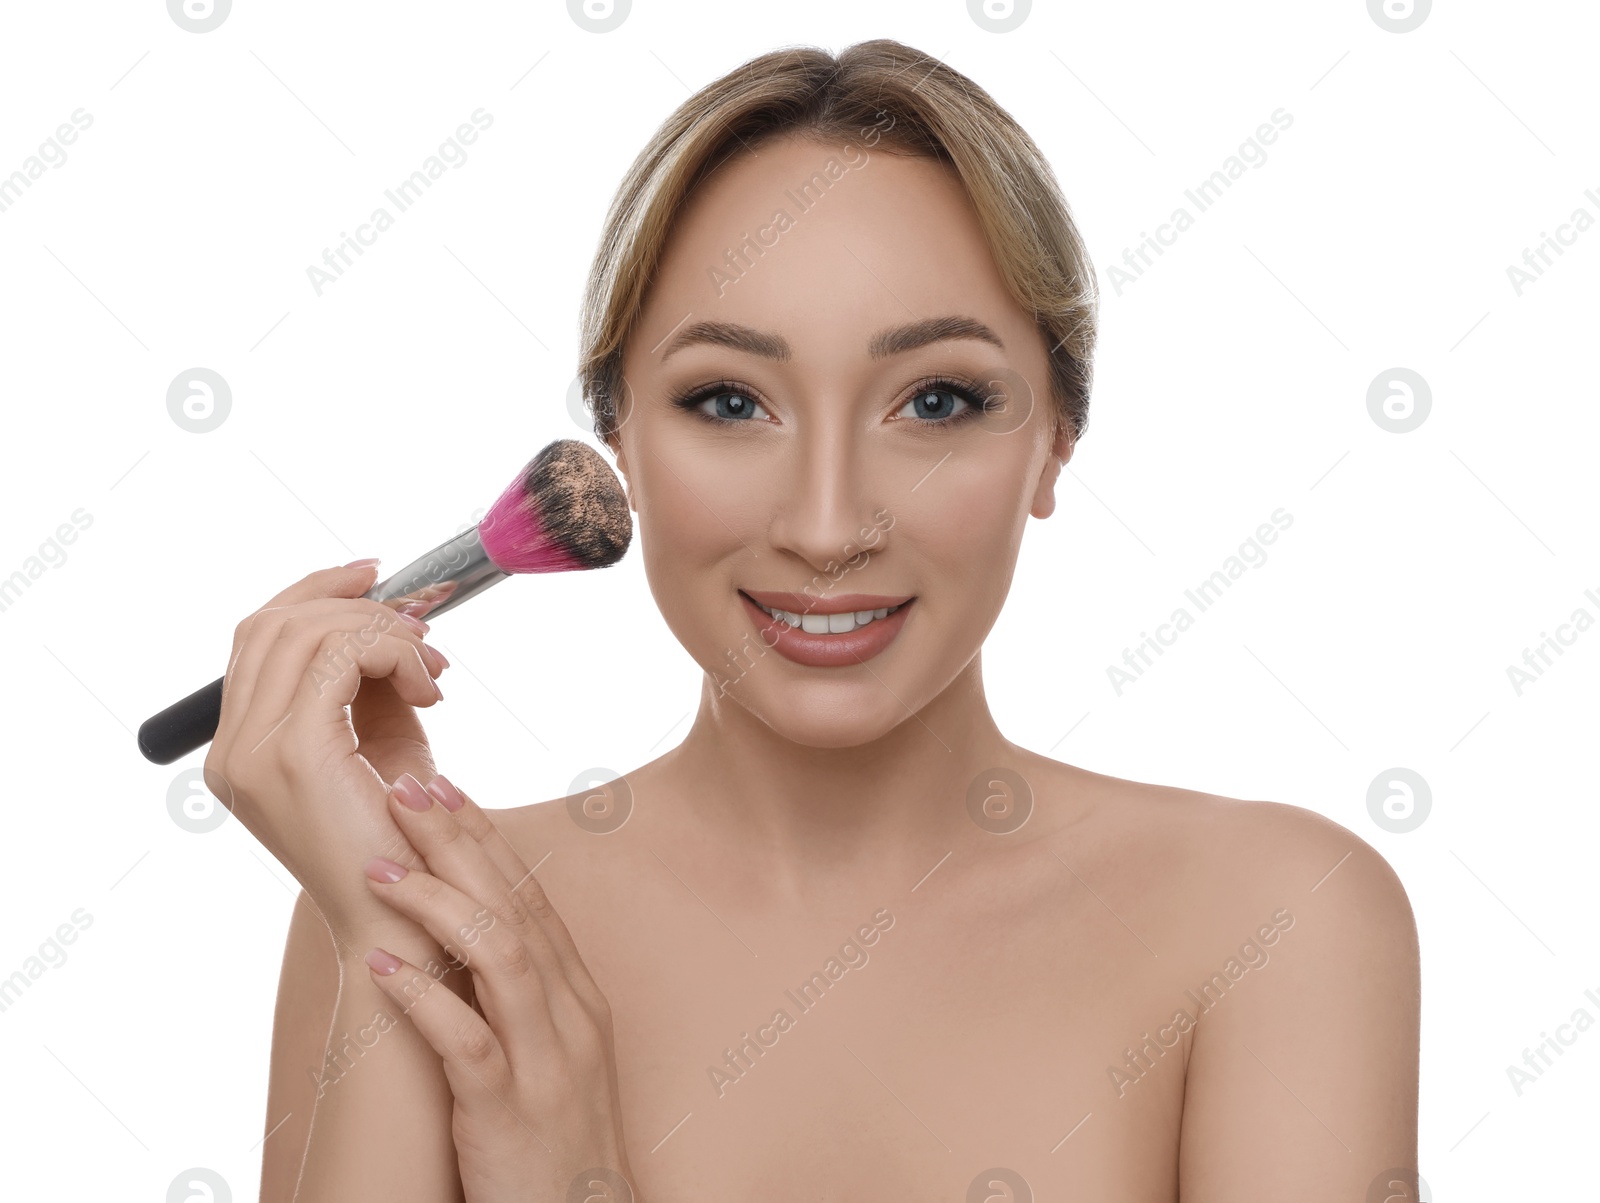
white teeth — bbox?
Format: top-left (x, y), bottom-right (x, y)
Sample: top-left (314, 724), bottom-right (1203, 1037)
top-left (753, 599), bottom-right (905, 634)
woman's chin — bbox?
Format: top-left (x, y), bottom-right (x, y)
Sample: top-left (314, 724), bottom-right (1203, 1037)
top-left (716, 679), bottom-right (917, 750)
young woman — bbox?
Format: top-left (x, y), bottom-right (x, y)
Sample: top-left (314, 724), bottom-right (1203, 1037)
top-left (213, 38), bottom-right (1420, 1203)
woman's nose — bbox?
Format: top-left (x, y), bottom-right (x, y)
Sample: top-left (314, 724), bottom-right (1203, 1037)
top-left (764, 430), bottom-right (886, 575)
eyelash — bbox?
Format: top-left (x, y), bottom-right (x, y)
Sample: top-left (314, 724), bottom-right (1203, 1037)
top-left (668, 374), bottom-right (991, 429)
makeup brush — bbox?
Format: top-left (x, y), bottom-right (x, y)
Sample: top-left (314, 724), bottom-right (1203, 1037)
top-left (137, 438), bottom-right (632, 765)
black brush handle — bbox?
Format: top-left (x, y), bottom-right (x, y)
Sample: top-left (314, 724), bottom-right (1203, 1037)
top-left (138, 677), bottom-right (225, 765)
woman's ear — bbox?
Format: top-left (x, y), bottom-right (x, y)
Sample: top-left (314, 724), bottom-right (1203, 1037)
top-left (608, 434), bottom-right (637, 512)
top-left (1030, 421), bottom-right (1074, 519)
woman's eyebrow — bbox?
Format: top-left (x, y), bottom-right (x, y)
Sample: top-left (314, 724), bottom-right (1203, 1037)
top-left (657, 315), bottom-right (1005, 363)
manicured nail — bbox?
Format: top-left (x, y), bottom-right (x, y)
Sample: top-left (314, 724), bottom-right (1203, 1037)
top-left (365, 856), bottom-right (408, 882)
top-left (365, 947), bottom-right (401, 975)
top-left (392, 773), bottom-right (432, 811)
top-left (396, 610), bottom-right (429, 635)
top-left (423, 642), bottom-right (448, 669)
top-left (345, 557), bottom-right (380, 569)
top-left (426, 774), bottom-right (465, 812)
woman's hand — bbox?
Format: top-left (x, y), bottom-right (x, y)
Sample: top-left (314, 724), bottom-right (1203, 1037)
top-left (361, 772), bottom-right (640, 1203)
top-left (201, 561), bottom-right (449, 944)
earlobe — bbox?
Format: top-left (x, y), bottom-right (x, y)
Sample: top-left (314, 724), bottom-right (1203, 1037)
top-left (610, 439), bottom-right (637, 512)
top-left (1030, 425), bottom-right (1073, 520)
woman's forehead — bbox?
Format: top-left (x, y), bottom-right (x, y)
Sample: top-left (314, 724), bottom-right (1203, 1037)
top-left (639, 140), bottom-right (1026, 358)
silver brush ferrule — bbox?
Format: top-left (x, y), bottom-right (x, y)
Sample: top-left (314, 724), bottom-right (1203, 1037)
top-left (363, 527), bottom-right (508, 621)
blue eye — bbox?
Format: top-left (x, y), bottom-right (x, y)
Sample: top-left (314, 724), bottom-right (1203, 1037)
top-left (670, 375), bottom-right (992, 428)
top-left (705, 391), bottom-right (765, 421)
top-left (896, 376), bottom-right (991, 427)
top-left (900, 385), bottom-right (974, 423)
top-left (671, 382), bottom-right (772, 424)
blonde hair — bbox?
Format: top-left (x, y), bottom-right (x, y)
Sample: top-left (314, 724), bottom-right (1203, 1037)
top-left (577, 38), bottom-right (1098, 450)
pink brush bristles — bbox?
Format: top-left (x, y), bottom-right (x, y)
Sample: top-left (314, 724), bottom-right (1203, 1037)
top-left (476, 439), bottom-right (632, 576)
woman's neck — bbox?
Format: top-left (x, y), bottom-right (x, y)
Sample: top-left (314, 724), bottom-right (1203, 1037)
top-left (656, 654), bottom-right (1018, 901)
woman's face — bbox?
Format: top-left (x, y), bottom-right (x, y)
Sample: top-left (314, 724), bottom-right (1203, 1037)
top-left (612, 132), bottom-right (1072, 749)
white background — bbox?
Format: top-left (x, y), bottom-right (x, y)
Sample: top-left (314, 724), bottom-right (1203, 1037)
top-left (0, 0), bottom-right (1593, 1197)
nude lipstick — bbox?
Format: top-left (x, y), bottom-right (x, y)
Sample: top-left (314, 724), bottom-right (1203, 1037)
top-left (738, 589), bottom-right (914, 668)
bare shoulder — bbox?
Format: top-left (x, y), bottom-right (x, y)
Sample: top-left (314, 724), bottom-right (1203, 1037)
top-left (1012, 762), bottom-right (1427, 1178)
top-left (1017, 749), bottom-right (1418, 956)
top-left (471, 775), bottom-right (640, 871)
top-left (474, 792), bottom-right (587, 857)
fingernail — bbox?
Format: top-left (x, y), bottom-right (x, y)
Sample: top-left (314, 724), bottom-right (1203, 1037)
top-left (392, 773), bottom-right (432, 811)
top-left (426, 774), bottom-right (465, 812)
top-left (396, 610), bottom-right (429, 635)
top-left (365, 856), bottom-right (408, 883)
top-left (345, 557), bottom-right (380, 569)
top-left (422, 642), bottom-right (448, 670)
top-left (365, 947), bottom-right (401, 975)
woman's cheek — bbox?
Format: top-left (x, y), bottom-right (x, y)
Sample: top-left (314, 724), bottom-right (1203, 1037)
top-left (929, 463), bottom-right (1030, 604)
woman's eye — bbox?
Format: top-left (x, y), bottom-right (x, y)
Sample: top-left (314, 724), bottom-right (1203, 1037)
top-left (899, 387), bottom-right (975, 423)
top-left (697, 391), bottom-right (768, 421)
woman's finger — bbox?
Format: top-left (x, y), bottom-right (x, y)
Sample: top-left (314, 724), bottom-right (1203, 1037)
top-left (422, 775), bottom-right (612, 1016)
top-left (362, 943), bottom-right (515, 1107)
top-left (417, 776), bottom-right (536, 911)
top-left (263, 560), bottom-right (383, 611)
top-left (216, 563), bottom-right (381, 742)
top-left (365, 816), bottom-right (576, 1060)
top-left (215, 594), bottom-right (437, 758)
top-left (250, 619), bottom-right (444, 758)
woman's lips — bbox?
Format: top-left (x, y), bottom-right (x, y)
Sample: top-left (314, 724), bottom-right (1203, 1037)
top-left (738, 591), bottom-right (914, 668)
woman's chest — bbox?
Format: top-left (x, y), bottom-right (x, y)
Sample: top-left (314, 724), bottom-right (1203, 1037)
top-left (571, 876), bottom-right (1194, 1202)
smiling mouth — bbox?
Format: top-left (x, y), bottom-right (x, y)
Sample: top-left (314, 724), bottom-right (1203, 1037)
top-left (738, 590), bottom-right (915, 635)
